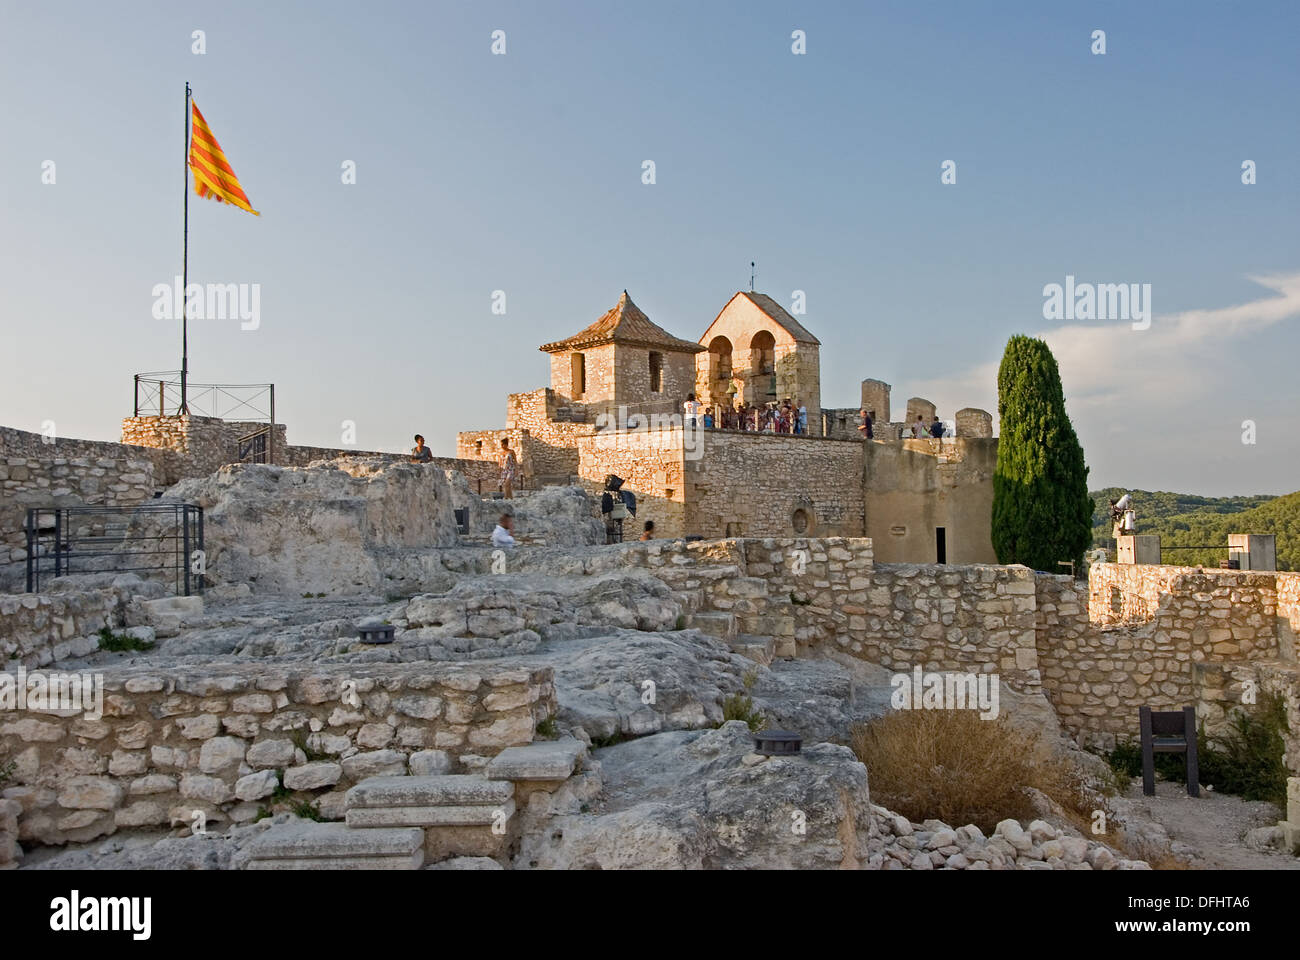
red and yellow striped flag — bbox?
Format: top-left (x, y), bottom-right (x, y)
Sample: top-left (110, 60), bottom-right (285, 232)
top-left (188, 101), bottom-right (260, 216)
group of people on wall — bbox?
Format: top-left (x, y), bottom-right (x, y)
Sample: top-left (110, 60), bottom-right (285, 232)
top-left (857, 411), bottom-right (951, 440)
top-left (683, 393), bottom-right (809, 434)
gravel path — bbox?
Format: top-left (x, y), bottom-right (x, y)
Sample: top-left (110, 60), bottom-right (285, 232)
top-left (1121, 780), bottom-right (1299, 870)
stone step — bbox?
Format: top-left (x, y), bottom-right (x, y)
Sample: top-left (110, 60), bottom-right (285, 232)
top-left (347, 798), bottom-right (516, 828)
top-left (486, 738), bottom-right (584, 781)
top-left (719, 577), bottom-right (771, 600)
top-left (672, 590), bottom-right (704, 615)
top-left (737, 614), bottom-right (794, 637)
top-left (730, 634), bottom-right (775, 666)
top-left (244, 821), bottom-right (424, 864)
top-left (689, 611), bottom-right (737, 641)
top-left (346, 775), bottom-right (513, 810)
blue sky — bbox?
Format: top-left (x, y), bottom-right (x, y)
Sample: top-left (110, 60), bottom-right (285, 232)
top-left (2, 0), bottom-right (1298, 495)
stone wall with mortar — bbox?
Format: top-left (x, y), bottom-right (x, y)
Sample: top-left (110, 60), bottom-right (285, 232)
top-left (0, 426), bottom-right (178, 481)
top-left (1, 456), bottom-right (157, 580)
top-left (503, 389), bottom-right (594, 478)
top-left (576, 425), bottom-right (688, 536)
top-left (455, 428), bottom-right (534, 489)
top-left (1035, 564), bottom-right (1289, 749)
top-left (549, 342), bottom-right (617, 404)
top-left (0, 583), bottom-right (125, 668)
top-left (0, 661), bottom-right (555, 847)
top-left (121, 415), bottom-right (289, 481)
top-left (685, 431), bottom-right (865, 540)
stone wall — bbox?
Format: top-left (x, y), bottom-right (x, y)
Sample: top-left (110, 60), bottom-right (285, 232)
top-left (685, 431), bottom-right (865, 540)
top-left (863, 437), bottom-right (997, 565)
top-left (0, 584), bottom-right (124, 668)
top-left (0, 455), bottom-right (158, 589)
top-left (121, 415), bottom-right (288, 481)
top-left (502, 389), bottom-right (594, 478)
top-left (456, 428), bottom-right (532, 489)
top-left (860, 379), bottom-right (891, 424)
top-left (955, 408), bottom-right (994, 439)
top-left (821, 407), bottom-right (862, 441)
top-left (613, 343), bottom-right (698, 408)
top-left (576, 425), bottom-right (687, 536)
top-left (0, 425), bottom-right (177, 480)
top-left (1037, 563), bottom-right (1289, 748)
top-left (0, 661), bottom-right (554, 846)
top-left (550, 342), bottom-right (616, 403)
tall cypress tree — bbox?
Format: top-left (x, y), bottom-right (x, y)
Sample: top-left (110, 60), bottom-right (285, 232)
top-left (992, 335), bottom-right (1092, 572)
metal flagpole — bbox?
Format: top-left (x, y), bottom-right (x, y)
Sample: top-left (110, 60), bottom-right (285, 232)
top-left (180, 81), bottom-right (191, 414)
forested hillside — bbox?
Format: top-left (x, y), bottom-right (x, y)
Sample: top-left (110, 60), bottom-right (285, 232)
top-left (1089, 488), bottom-right (1297, 571)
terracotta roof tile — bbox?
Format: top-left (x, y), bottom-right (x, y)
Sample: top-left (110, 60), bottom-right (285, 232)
top-left (539, 291), bottom-right (705, 354)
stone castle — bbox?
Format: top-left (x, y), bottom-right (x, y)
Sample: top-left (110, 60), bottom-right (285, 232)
top-left (457, 290), bottom-right (998, 563)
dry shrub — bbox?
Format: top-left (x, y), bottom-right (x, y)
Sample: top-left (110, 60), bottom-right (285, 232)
top-left (850, 709), bottom-right (1089, 834)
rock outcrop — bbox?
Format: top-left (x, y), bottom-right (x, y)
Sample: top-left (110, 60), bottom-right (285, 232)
top-left (516, 722), bottom-right (876, 869)
top-left (166, 460), bottom-right (460, 594)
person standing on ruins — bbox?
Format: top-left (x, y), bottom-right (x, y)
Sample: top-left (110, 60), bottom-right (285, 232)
top-left (929, 416), bottom-right (945, 438)
top-left (499, 437), bottom-right (519, 498)
top-left (859, 409), bottom-right (873, 440)
top-left (797, 398), bottom-right (808, 435)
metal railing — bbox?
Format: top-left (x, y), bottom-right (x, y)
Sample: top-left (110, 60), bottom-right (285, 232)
top-left (25, 503), bottom-right (205, 596)
top-left (133, 371), bottom-right (275, 424)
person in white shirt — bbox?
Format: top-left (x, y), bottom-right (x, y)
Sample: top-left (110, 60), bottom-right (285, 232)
top-left (683, 393), bottom-right (701, 428)
top-left (491, 514), bottom-right (516, 547)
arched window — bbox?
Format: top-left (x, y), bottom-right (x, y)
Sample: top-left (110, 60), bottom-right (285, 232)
top-left (749, 330), bottom-right (775, 376)
top-left (708, 336), bottom-right (732, 382)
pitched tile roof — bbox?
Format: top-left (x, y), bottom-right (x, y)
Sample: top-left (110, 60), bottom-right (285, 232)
top-left (539, 291), bottom-right (705, 354)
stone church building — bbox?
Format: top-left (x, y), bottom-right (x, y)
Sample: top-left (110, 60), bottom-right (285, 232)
top-left (458, 291), bottom-right (998, 564)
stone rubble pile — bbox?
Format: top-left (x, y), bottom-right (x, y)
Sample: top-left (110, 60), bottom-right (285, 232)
top-left (868, 810), bottom-right (1149, 870)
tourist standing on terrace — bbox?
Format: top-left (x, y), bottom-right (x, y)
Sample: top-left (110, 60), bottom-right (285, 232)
top-left (683, 393), bottom-right (701, 428)
top-left (860, 410), bottom-right (873, 439)
top-left (410, 434), bottom-right (433, 463)
top-left (499, 438), bottom-right (519, 499)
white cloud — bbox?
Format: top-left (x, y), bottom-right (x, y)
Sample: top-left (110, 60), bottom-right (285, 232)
top-left (909, 272), bottom-right (1300, 493)
top-left (915, 271), bottom-right (1300, 422)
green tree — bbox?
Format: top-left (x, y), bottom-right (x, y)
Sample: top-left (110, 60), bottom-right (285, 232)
top-left (992, 335), bottom-right (1092, 571)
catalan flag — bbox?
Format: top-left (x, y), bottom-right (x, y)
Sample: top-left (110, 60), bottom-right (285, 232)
top-left (188, 101), bottom-right (259, 216)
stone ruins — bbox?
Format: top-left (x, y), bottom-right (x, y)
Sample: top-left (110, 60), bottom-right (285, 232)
top-left (0, 303), bottom-right (1297, 871)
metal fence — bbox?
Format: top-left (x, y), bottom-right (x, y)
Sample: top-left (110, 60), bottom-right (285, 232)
top-left (25, 503), bottom-right (205, 596)
top-left (133, 371), bottom-right (274, 423)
